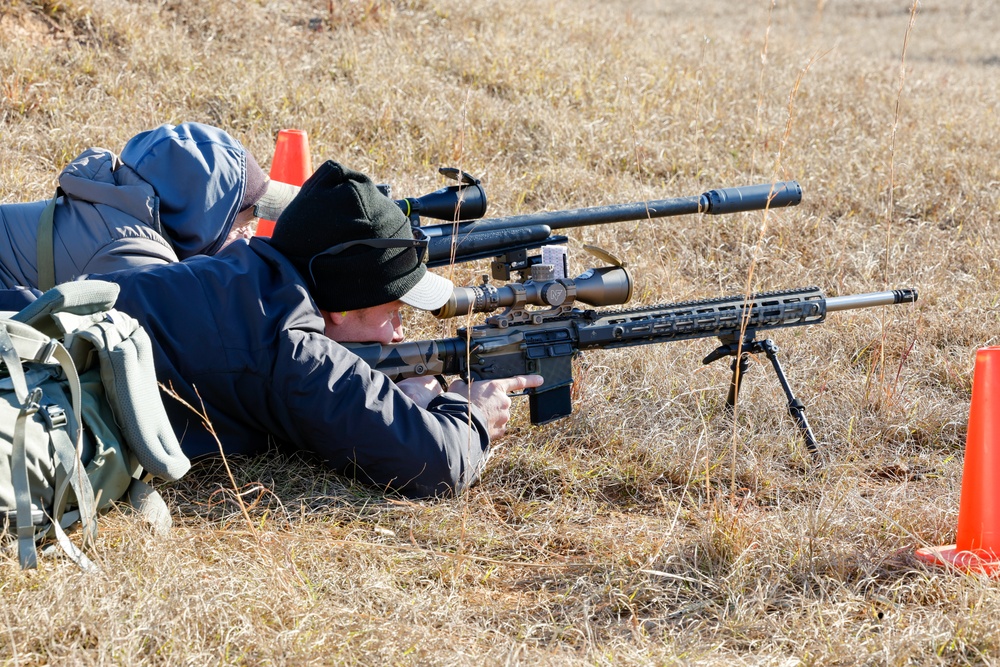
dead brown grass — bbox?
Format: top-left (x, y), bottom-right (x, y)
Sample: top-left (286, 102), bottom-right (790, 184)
top-left (3, 0), bottom-right (1000, 664)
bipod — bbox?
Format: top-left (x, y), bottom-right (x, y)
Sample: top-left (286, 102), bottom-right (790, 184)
top-left (703, 335), bottom-right (820, 459)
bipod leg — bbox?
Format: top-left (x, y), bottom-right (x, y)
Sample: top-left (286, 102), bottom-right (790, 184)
top-left (703, 339), bottom-right (755, 413)
top-left (726, 353), bottom-right (751, 411)
top-left (759, 339), bottom-right (819, 458)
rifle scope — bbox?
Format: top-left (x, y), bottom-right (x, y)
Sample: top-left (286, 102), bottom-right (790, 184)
top-left (434, 265), bottom-right (633, 319)
top-left (394, 168), bottom-right (487, 223)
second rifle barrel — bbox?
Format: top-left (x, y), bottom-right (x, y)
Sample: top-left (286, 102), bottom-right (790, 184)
top-left (826, 289), bottom-right (918, 312)
top-left (420, 181), bottom-right (801, 238)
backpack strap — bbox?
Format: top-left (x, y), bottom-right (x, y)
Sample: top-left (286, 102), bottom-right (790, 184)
top-left (36, 190), bottom-right (63, 293)
top-left (0, 320), bottom-right (98, 569)
top-left (47, 513), bottom-right (99, 572)
top-left (0, 323), bottom-right (38, 567)
top-left (47, 397), bottom-right (97, 545)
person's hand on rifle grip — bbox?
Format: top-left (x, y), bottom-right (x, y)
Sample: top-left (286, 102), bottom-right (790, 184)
top-left (396, 376), bottom-right (445, 408)
top-left (448, 375), bottom-right (544, 440)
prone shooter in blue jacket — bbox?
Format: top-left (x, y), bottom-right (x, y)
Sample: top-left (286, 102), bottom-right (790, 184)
top-left (93, 161), bottom-right (543, 499)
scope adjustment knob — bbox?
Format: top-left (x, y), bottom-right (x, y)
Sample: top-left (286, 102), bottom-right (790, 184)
top-left (530, 264), bottom-right (556, 282)
top-left (540, 281), bottom-right (568, 306)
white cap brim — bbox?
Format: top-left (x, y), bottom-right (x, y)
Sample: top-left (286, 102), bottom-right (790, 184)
top-left (399, 269), bottom-right (454, 311)
top-left (253, 180), bottom-right (301, 221)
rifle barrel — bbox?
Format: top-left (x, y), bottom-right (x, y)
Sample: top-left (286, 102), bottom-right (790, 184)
top-left (826, 289), bottom-right (918, 312)
top-left (419, 181), bottom-right (802, 238)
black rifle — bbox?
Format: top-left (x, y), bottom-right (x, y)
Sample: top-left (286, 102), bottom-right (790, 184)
top-left (345, 285), bottom-right (917, 455)
top-left (387, 169), bottom-right (802, 280)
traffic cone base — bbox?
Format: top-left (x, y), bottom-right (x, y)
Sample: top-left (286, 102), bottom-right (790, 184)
top-left (256, 218), bottom-right (276, 237)
top-left (915, 544), bottom-right (1000, 576)
top-left (916, 346), bottom-right (1000, 576)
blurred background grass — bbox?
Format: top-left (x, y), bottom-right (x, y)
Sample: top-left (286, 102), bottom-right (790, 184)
top-left (2, 0), bottom-right (999, 664)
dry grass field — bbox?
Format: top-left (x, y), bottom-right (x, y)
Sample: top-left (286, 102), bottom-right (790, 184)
top-left (2, 0), bottom-right (999, 664)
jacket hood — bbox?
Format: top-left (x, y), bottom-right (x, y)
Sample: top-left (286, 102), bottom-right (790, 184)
top-left (58, 149), bottom-right (160, 227)
top-left (120, 122), bottom-right (249, 258)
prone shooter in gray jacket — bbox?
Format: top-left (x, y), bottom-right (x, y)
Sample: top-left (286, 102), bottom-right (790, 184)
top-left (0, 122), bottom-right (296, 291)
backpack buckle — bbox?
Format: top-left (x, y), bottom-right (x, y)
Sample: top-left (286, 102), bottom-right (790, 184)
top-left (21, 386), bottom-right (42, 415)
top-left (41, 403), bottom-right (67, 430)
top-left (38, 340), bottom-right (59, 365)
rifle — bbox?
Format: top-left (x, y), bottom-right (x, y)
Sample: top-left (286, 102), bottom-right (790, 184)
top-left (345, 282), bottom-right (917, 456)
top-left (385, 168), bottom-right (802, 280)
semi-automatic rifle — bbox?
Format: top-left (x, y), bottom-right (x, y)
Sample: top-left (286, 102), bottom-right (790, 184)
top-left (345, 270), bottom-right (917, 455)
top-left (386, 168), bottom-right (802, 280)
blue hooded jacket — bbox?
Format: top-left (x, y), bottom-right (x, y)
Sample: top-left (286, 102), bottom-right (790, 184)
top-left (0, 122), bottom-right (251, 289)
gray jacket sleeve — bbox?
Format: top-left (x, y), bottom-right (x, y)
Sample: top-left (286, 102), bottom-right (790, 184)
top-left (271, 330), bottom-right (492, 498)
top-left (77, 236), bottom-right (179, 277)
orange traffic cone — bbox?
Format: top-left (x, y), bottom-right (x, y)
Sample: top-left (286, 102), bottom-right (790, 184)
top-left (255, 129), bottom-right (312, 237)
top-left (916, 346), bottom-right (1000, 575)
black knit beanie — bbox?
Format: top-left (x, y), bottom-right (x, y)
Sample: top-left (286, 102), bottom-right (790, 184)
top-left (268, 161), bottom-right (427, 312)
